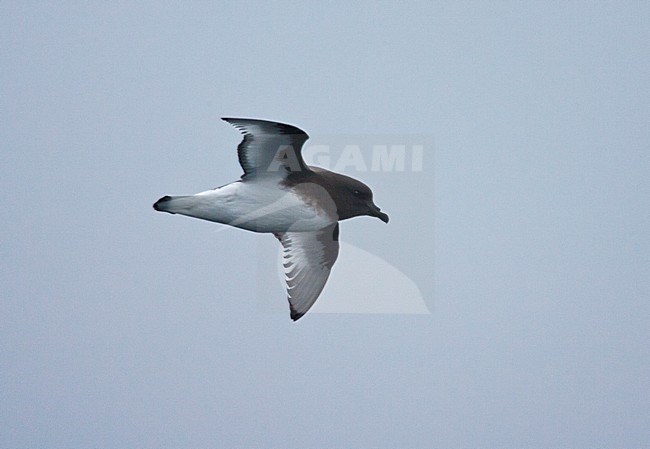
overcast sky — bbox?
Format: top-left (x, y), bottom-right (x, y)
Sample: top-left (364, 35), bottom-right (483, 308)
top-left (2, 2), bottom-right (649, 448)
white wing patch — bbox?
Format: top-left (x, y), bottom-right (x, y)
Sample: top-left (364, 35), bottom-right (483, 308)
top-left (274, 224), bottom-right (340, 320)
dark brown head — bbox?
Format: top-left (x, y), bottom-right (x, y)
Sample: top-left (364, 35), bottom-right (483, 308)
top-left (308, 167), bottom-right (389, 223)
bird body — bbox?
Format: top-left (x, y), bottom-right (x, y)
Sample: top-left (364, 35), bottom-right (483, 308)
top-left (154, 118), bottom-right (388, 320)
top-left (154, 177), bottom-right (334, 233)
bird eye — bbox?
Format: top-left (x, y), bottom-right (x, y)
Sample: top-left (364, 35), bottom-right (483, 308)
top-left (353, 189), bottom-right (361, 196)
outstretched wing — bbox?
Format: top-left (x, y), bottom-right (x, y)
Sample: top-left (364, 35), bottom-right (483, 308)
top-left (222, 118), bottom-right (310, 178)
top-left (274, 224), bottom-right (340, 321)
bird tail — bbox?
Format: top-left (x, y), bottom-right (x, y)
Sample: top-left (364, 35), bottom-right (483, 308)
top-left (153, 195), bottom-right (189, 214)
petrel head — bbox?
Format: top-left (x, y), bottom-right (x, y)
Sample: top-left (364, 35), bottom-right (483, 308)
top-left (330, 173), bottom-right (389, 223)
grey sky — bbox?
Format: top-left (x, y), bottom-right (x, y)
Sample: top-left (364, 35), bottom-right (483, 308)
top-left (1, 1), bottom-right (649, 448)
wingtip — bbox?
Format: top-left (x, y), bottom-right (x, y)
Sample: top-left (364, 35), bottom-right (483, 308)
top-left (221, 116), bottom-right (254, 123)
top-left (221, 117), bottom-right (244, 126)
top-left (221, 117), bottom-right (238, 126)
top-left (221, 117), bottom-right (309, 138)
top-left (289, 304), bottom-right (305, 322)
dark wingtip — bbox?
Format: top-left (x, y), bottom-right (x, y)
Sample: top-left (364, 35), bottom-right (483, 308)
top-left (289, 304), bottom-right (305, 322)
top-left (221, 117), bottom-right (308, 138)
top-left (153, 195), bottom-right (172, 212)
